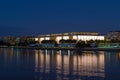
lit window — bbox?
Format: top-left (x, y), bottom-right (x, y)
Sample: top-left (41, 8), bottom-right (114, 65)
top-left (73, 35), bottom-right (77, 40)
top-left (35, 38), bottom-right (38, 41)
top-left (56, 36), bottom-right (62, 42)
top-left (98, 36), bottom-right (104, 40)
top-left (78, 35), bottom-right (84, 40)
top-left (45, 37), bottom-right (50, 40)
top-left (63, 36), bottom-right (69, 40)
top-left (40, 38), bottom-right (44, 41)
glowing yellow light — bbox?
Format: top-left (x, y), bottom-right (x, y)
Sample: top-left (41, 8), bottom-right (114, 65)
top-left (45, 37), bottom-right (50, 40)
top-left (40, 38), bottom-right (44, 42)
top-left (73, 35), bottom-right (77, 40)
top-left (77, 35), bottom-right (104, 41)
top-left (56, 36), bottom-right (62, 43)
top-left (63, 36), bottom-right (69, 40)
top-left (35, 38), bottom-right (38, 41)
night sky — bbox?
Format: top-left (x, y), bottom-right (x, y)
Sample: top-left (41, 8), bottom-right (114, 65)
top-left (0, 0), bottom-right (120, 36)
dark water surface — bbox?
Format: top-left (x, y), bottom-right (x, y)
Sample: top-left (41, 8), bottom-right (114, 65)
top-left (0, 48), bottom-right (120, 80)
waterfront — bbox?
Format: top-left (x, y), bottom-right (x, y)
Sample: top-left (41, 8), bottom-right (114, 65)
top-left (0, 48), bottom-right (120, 80)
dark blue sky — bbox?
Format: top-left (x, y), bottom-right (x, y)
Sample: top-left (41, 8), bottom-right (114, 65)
top-left (0, 0), bottom-right (120, 36)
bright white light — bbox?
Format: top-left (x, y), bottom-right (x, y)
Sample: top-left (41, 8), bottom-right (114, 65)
top-left (35, 38), bottom-right (38, 41)
top-left (45, 37), bottom-right (50, 40)
top-left (56, 36), bottom-right (62, 43)
top-left (97, 36), bottom-right (103, 40)
top-left (77, 35), bottom-right (104, 41)
top-left (63, 36), bottom-right (69, 40)
top-left (73, 35), bottom-right (77, 40)
top-left (40, 38), bottom-right (44, 41)
top-left (56, 36), bottom-right (62, 40)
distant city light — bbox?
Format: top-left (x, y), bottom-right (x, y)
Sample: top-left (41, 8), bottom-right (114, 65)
top-left (35, 38), bottom-right (38, 41)
top-left (63, 36), bottom-right (69, 40)
top-left (45, 37), bottom-right (50, 40)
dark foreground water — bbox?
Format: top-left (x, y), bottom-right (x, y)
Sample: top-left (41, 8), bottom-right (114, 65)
top-left (0, 48), bottom-right (120, 80)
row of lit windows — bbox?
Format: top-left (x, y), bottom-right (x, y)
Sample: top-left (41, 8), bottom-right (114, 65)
top-left (35, 35), bottom-right (104, 43)
top-left (74, 35), bottom-right (104, 41)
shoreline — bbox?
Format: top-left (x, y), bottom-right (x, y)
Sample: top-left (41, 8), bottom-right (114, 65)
top-left (0, 46), bottom-right (120, 51)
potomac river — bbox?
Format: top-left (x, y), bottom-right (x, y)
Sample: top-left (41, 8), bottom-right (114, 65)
top-left (0, 48), bottom-right (120, 80)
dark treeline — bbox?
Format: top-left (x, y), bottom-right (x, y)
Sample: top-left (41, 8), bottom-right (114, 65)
top-left (0, 39), bottom-right (120, 48)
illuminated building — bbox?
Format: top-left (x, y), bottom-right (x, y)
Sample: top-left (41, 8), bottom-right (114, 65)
top-left (35, 32), bottom-right (104, 43)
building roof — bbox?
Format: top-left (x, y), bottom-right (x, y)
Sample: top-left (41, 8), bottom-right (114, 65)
top-left (38, 32), bottom-right (99, 37)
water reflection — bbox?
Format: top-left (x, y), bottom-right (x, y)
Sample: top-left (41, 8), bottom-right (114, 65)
top-left (1, 48), bottom-right (120, 80)
top-left (34, 50), bottom-right (105, 80)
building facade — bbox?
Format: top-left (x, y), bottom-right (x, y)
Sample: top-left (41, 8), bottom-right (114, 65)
top-left (35, 32), bottom-right (105, 43)
top-left (106, 31), bottom-right (120, 40)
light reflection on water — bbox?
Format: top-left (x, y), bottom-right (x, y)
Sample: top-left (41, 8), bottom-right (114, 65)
top-left (0, 48), bottom-right (120, 80)
top-left (34, 50), bottom-right (105, 80)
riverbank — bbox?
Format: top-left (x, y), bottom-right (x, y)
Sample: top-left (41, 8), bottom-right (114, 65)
top-left (1, 46), bottom-right (120, 51)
